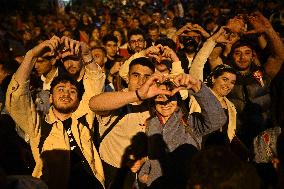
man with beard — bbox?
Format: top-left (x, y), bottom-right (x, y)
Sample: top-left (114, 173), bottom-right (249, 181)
top-left (5, 36), bottom-right (106, 189)
top-left (226, 36), bottom-right (284, 148)
top-left (61, 53), bottom-right (85, 82)
top-left (118, 29), bottom-right (148, 80)
top-left (147, 23), bottom-right (164, 46)
top-left (127, 29), bottom-right (147, 55)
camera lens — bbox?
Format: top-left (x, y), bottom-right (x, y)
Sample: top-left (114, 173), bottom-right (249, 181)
top-left (180, 36), bottom-right (196, 45)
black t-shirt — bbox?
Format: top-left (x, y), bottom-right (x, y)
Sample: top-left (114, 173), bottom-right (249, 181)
top-left (62, 118), bottom-right (102, 189)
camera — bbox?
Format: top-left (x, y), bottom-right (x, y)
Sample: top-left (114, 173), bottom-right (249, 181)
top-left (179, 36), bottom-right (198, 49)
top-left (179, 36), bottom-right (195, 44)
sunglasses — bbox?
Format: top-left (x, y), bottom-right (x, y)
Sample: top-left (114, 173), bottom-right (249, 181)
top-left (155, 95), bottom-right (177, 105)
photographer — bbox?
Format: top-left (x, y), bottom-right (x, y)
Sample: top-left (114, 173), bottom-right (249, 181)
top-left (173, 23), bottom-right (210, 74)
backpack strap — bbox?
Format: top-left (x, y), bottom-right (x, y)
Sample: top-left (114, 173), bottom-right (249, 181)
top-left (92, 116), bottom-right (101, 149)
top-left (38, 115), bottom-right (90, 153)
top-left (38, 116), bottom-right (53, 153)
top-left (98, 105), bottom-right (128, 146)
top-left (78, 116), bottom-right (89, 128)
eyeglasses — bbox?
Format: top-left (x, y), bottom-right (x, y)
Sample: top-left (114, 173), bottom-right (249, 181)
top-left (129, 39), bottom-right (144, 44)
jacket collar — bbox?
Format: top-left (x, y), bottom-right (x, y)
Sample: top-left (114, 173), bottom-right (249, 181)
top-left (45, 106), bottom-right (88, 124)
top-left (45, 107), bottom-right (59, 124)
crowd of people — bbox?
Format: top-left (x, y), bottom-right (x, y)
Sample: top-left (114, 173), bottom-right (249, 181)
top-left (0, 0), bottom-right (283, 188)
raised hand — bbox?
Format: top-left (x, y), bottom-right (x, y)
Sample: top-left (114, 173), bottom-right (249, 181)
top-left (245, 11), bottom-right (272, 35)
top-left (109, 61), bottom-right (122, 75)
top-left (172, 23), bottom-right (192, 43)
top-left (170, 73), bottom-right (201, 94)
top-left (60, 36), bottom-right (81, 58)
top-left (211, 27), bottom-right (234, 44)
top-left (60, 36), bottom-right (94, 66)
top-left (30, 35), bottom-right (60, 57)
top-left (161, 46), bottom-right (179, 62)
top-left (144, 44), bottom-right (163, 59)
top-left (145, 44), bottom-right (179, 62)
top-left (17, 36), bottom-right (61, 86)
top-left (79, 40), bottom-right (92, 56)
top-left (226, 16), bottom-right (246, 34)
top-left (136, 73), bottom-right (172, 100)
top-left (175, 23), bottom-right (192, 36)
top-left (188, 23), bottom-right (210, 39)
top-left (175, 23), bottom-right (210, 39)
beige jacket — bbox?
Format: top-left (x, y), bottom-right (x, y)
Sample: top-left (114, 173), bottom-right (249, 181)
top-left (6, 67), bottom-right (106, 188)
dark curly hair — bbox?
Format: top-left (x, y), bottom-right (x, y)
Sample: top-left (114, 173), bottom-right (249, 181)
top-left (205, 64), bottom-right (238, 88)
top-left (50, 74), bottom-right (84, 102)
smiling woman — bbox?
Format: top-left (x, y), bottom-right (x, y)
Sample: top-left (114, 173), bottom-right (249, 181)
top-left (190, 64), bottom-right (238, 146)
top-left (136, 75), bottom-right (228, 187)
top-left (154, 85), bottom-right (178, 124)
top-left (206, 64), bottom-right (237, 105)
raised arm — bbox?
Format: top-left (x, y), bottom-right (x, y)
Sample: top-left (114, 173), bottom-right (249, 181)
top-left (15, 36), bottom-right (60, 83)
top-left (119, 45), bottom-right (184, 81)
top-left (6, 36), bottom-right (60, 135)
top-left (170, 73), bottom-right (226, 137)
top-left (160, 45), bottom-right (184, 75)
top-left (207, 16), bottom-right (246, 71)
top-left (246, 12), bottom-right (284, 79)
top-left (189, 84), bottom-right (227, 137)
top-left (89, 73), bottom-right (172, 112)
top-left (189, 27), bottom-right (231, 81)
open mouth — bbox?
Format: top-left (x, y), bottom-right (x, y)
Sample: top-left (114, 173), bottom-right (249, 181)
top-left (161, 105), bottom-right (173, 110)
top-left (68, 68), bottom-right (78, 72)
top-left (59, 97), bottom-right (72, 103)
